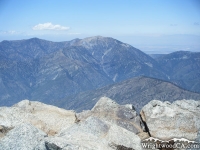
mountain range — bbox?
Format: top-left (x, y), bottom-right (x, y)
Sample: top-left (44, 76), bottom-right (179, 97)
top-left (0, 36), bottom-right (199, 108)
top-left (155, 51), bottom-right (200, 93)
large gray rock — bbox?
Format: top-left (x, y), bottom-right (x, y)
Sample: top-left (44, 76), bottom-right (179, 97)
top-left (46, 116), bottom-right (142, 150)
top-left (0, 100), bottom-right (76, 135)
top-left (141, 99), bottom-right (200, 141)
top-left (47, 117), bottom-right (112, 150)
top-left (77, 97), bottom-right (148, 139)
top-left (0, 123), bottom-right (47, 150)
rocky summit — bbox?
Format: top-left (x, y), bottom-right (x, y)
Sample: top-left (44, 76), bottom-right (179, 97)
top-left (0, 97), bottom-right (199, 150)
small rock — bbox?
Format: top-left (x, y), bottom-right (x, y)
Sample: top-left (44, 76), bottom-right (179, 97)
top-left (0, 125), bottom-right (13, 139)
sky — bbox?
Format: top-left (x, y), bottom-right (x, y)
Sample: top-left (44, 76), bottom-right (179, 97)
top-left (0, 0), bottom-right (200, 54)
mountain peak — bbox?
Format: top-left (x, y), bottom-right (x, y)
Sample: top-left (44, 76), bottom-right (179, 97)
top-left (29, 37), bottom-right (41, 40)
top-left (83, 36), bottom-right (106, 41)
top-left (171, 51), bottom-right (192, 55)
top-left (26, 37), bottom-right (49, 43)
top-left (79, 36), bottom-right (114, 43)
top-left (75, 36), bottom-right (122, 50)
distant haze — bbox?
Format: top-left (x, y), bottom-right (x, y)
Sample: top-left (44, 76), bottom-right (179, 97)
top-left (0, 0), bottom-right (200, 54)
top-left (115, 34), bottom-right (200, 54)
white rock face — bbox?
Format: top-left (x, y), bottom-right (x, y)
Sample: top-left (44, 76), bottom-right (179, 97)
top-left (47, 116), bottom-right (143, 150)
top-left (141, 99), bottom-right (200, 141)
top-left (0, 100), bottom-right (76, 135)
top-left (0, 123), bottom-right (47, 150)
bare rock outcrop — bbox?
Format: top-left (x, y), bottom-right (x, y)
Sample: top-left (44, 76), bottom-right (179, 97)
top-left (1, 97), bottom-right (199, 150)
top-left (140, 99), bottom-right (200, 141)
top-left (0, 97), bottom-right (145, 150)
top-left (0, 100), bottom-right (76, 135)
top-left (46, 116), bottom-right (142, 150)
top-left (77, 97), bottom-right (148, 139)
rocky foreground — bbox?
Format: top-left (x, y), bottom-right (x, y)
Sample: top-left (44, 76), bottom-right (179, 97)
top-left (0, 97), bottom-right (199, 150)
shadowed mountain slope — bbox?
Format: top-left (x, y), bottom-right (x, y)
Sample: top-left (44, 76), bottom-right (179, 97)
top-left (155, 51), bottom-right (200, 93)
top-left (59, 76), bottom-right (200, 112)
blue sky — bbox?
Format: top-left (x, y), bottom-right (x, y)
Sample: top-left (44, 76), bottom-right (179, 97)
top-left (0, 0), bottom-right (200, 53)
